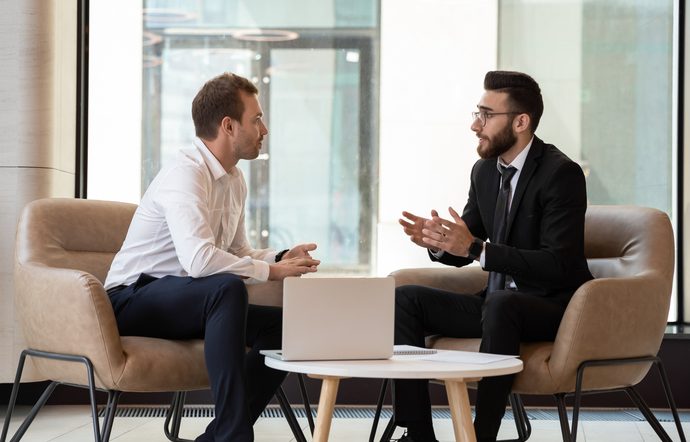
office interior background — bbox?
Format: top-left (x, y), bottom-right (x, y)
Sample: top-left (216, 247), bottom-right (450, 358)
top-left (1, 0), bottom-right (689, 411)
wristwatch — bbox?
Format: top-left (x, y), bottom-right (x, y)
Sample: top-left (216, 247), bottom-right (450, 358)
top-left (275, 249), bottom-right (289, 262)
top-left (467, 238), bottom-right (484, 260)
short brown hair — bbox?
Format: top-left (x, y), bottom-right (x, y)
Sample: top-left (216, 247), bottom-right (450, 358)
top-left (484, 70), bottom-right (543, 133)
top-left (192, 72), bottom-right (259, 140)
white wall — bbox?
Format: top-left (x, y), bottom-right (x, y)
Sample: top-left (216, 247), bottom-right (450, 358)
top-left (376, 0), bottom-right (498, 276)
top-left (88, 2), bottom-right (142, 203)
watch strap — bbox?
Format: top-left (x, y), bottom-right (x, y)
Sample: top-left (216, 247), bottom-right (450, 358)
top-left (467, 238), bottom-right (484, 260)
top-left (275, 249), bottom-right (289, 262)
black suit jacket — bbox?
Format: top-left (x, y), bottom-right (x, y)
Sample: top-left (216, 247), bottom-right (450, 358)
top-left (433, 136), bottom-right (593, 296)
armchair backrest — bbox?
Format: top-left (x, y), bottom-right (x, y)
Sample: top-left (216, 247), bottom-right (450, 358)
top-left (548, 205), bottom-right (675, 392)
top-left (14, 198), bottom-right (136, 386)
top-left (16, 198), bottom-right (136, 283)
top-left (584, 205), bottom-right (674, 285)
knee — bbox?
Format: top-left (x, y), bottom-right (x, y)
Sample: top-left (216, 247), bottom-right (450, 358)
top-left (208, 274), bottom-right (248, 310)
top-left (395, 285), bottom-right (427, 327)
top-left (481, 291), bottom-right (517, 326)
top-left (395, 285), bottom-right (421, 309)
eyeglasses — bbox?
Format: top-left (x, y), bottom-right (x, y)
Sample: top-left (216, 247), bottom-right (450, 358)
top-left (471, 111), bottom-right (521, 127)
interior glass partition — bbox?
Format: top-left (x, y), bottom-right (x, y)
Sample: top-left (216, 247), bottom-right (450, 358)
top-left (142, 1), bottom-right (379, 273)
top-left (498, 0), bottom-right (677, 319)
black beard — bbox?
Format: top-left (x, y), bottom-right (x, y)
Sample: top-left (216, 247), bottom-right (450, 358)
top-left (477, 123), bottom-right (517, 159)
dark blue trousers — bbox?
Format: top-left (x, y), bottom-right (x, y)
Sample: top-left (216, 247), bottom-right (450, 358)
top-left (108, 273), bottom-right (285, 442)
top-left (393, 285), bottom-right (571, 442)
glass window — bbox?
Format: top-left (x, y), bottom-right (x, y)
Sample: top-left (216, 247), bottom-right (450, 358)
top-left (498, 0), bottom-right (677, 319)
top-left (135, 0), bottom-right (379, 274)
top-left (88, 1), bottom-right (681, 320)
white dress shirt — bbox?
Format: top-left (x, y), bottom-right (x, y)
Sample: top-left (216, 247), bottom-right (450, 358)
top-left (105, 137), bottom-right (277, 290)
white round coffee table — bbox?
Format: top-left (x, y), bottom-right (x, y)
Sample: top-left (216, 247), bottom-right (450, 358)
top-left (265, 355), bottom-right (523, 442)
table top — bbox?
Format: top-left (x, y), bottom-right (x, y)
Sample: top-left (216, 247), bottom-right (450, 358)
top-left (265, 354), bottom-right (523, 380)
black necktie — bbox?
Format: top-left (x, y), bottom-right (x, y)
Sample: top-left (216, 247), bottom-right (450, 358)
top-left (487, 165), bottom-right (517, 294)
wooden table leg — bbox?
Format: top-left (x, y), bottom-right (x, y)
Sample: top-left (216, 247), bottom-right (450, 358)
top-left (312, 376), bottom-right (341, 442)
top-left (445, 379), bottom-right (476, 442)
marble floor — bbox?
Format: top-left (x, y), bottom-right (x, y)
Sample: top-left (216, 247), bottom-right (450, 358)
top-left (1, 405), bottom-right (688, 441)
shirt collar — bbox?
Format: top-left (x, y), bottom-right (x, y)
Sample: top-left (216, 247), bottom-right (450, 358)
top-left (497, 136), bottom-right (534, 173)
top-left (193, 137), bottom-right (238, 180)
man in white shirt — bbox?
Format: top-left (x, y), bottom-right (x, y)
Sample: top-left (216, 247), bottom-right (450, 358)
top-left (105, 72), bottom-right (320, 442)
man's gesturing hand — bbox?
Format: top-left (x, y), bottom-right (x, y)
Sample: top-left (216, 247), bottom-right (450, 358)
top-left (400, 210), bottom-right (435, 250)
top-left (268, 257), bottom-right (320, 280)
top-left (421, 207), bottom-right (474, 257)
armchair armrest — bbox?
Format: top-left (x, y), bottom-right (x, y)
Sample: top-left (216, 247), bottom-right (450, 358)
top-left (389, 266), bottom-right (488, 295)
top-left (548, 275), bottom-right (670, 391)
top-left (14, 262), bottom-right (126, 388)
top-left (247, 280), bottom-right (283, 307)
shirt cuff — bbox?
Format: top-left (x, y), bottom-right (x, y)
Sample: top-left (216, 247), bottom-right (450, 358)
top-left (264, 250), bottom-right (280, 263)
top-left (250, 259), bottom-right (271, 283)
top-left (430, 248), bottom-right (444, 259)
top-left (479, 247), bottom-right (487, 268)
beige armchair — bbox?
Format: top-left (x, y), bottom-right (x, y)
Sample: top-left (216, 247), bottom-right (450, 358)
top-left (376, 205), bottom-right (685, 442)
top-left (2, 198), bottom-right (305, 442)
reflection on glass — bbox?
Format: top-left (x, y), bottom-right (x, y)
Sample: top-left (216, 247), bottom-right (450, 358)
top-left (142, 0), bottom-right (379, 273)
top-left (499, 0), bottom-right (676, 320)
top-left (499, 0), bottom-right (674, 215)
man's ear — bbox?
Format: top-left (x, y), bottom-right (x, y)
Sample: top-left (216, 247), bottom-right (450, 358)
top-left (220, 116), bottom-right (235, 137)
top-left (514, 113), bottom-right (531, 134)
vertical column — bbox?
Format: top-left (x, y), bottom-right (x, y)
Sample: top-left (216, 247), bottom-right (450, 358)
top-left (0, 0), bottom-right (77, 382)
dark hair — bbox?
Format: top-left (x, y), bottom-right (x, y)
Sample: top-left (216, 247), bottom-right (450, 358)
top-left (484, 70), bottom-right (543, 133)
top-left (192, 72), bottom-right (259, 140)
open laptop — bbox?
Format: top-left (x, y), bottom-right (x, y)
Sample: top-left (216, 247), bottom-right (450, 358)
top-left (261, 277), bottom-right (395, 361)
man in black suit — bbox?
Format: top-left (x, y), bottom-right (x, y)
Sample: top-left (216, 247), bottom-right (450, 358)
top-left (393, 70), bottom-right (593, 442)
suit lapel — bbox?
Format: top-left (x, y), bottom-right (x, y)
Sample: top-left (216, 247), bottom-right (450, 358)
top-left (505, 137), bottom-right (544, 239)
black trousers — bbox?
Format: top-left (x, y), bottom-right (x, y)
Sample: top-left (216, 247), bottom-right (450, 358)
top-left (108, 273), bottom-right (285, 442)
top-left (393, 284), bottom-right (571, 442)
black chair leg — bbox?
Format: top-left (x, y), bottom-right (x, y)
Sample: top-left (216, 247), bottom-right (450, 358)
top-left (380, 416), bottom-right (397, 442)
top-left (296, 374), bottom-right (315, 435)
top-left (653, 358), bottom-right (687, 442)
top-left (101, 390), bottom-right (121, 442)
top-left (516, 394), bottom-right (532, 440)
top-left (571, 356), bottom-right (686, 442)
top-left (554, 393), bottom-right (572, 442)
top-left (1, 353), bottom-right (59, 442)
top-left (1, 349), bottom-right (107, 442)
top-left (275, 386), bottom-right (307, 442)
top-left (379, 380), bottom-right (397, 442)
top-left (164, 391), bottom-right (193, 442)
top-left (1, 350), bottom-right (54, 442)
top-left (6, 382), bottom-right (59, 442)
top-left (369, 379), bottom-right (389, 442)
top-left (626, 387), bottom-right (672, 442)
top-left (500, 393), bottom-right (530, 442)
